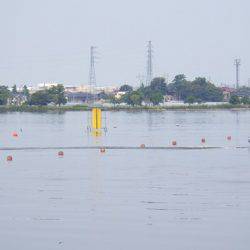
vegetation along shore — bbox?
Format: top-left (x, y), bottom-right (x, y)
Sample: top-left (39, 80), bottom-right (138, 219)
top-left (1, 74), bottom-right (250, 112)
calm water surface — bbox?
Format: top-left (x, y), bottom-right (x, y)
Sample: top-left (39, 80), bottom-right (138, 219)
top-left (0, 110), bottom-right (250, 250)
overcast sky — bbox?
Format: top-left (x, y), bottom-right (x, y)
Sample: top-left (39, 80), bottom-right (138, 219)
top-left (0, 0), bottom-right (249, 87)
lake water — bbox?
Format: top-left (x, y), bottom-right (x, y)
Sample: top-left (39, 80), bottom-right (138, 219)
top-left (0, 110), bottom-right (250, 250)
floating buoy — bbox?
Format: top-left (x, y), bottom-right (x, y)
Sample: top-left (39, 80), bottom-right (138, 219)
top-left (140, 144), bottom-right (146, 148)
top-left (12, 132), bottom-right (18, 137)
top-left (58, 151), bottom-right (64, 157)
top-left (227, 136), bottom-right (232, 141)
top-left (100, 148), bottom-right (106, 153)
top-left (7, 155), bottom-right (13, 161)
top-left (172, 141), bottom-right (177, 146)
top-left (201, 138), bottom-right (206, 144)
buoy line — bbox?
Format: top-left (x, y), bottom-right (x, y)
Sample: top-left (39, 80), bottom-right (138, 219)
top-left (0, 146), bottom-right (248, 151)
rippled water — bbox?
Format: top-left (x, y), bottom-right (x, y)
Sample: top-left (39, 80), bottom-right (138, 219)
top-left (0, 110), bottom-right (250, 250)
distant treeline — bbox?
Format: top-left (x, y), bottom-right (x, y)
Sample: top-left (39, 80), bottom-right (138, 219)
top-left (106, 75), bottom-right (223, 106)
top-left (0, 84), bottom-right (67, 106)
top-left (1, 75), bottom-right (250, 108)
top-left (106, 75), bottom-right (250, 106)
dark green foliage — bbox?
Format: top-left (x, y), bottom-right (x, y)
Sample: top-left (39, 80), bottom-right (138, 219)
top-left (241, 96), bottom-right (250, 105)
top-left (47, 84), bottom-right (67, 106)
top-left (29, 90), bottom-right (51, 106)
top-left (167, 74), bottom-right (188, 100)
top-left (229, 95), bottom-right (241, 105)
top-left (149, 91), bottom-right (164, 105)
top-left (119, 84), bottom-right (133, 92)
top-left (29, 85), bottom-right (67, 106)
top-left (149, 77), bottom-right (167, 95)
top-left (185, 96), bottom-right (196, 104)
top-left (121, 91), bottom-right (143, 106)
top-left (167, 76), bottom-right (223, 102)
top-left (22, 85), bottom-right (30, 99)
top-left (0, 86), bottom-right (11, 105)
top-left (12, 85), bottom-right (18, 94)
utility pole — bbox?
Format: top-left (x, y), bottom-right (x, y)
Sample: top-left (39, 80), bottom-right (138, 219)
top-left (89, 46), bottom-right (97, 101)
top-left (234, 59), bottom-right (241, 89)
top-left (146, 41), bottom-right (153, 86)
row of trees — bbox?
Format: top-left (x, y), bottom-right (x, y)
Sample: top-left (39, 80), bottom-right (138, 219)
top-left (229, 95), bottom-right (250, 105)
top-left (0, 84), bottom-right (67, 106)
top-left (29, 85), bottom-right (67, 106)
top-left (113, 75), bottom-right (224, 106)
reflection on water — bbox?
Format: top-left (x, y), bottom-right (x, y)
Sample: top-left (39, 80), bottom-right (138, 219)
top-left (0, 111), bottom-right (250, 250)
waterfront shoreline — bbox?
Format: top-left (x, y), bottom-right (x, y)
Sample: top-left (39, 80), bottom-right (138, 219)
top-left (0, 104), bottom-right (250, 113)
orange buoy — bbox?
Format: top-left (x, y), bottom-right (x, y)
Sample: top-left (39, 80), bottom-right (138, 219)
top-left (7, 156), bottom-right (13, 161)
top-left (58, 151), bottom-right (64, 157)
top-left (172, 141), bottom-right (177, 146)
top-left (201, 138), bottom-right (206, 143)
top-left (140, 144), bottom-right (146, 148)
top-left (227, 136), bottom-right (232, 141)
top-left (12, 132), bottom-right (18, 137)
top-left (100, 148), bottom-right (106, 153)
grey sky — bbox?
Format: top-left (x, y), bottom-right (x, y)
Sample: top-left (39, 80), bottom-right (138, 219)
top-left (0, 0), bottom-right (249, 87)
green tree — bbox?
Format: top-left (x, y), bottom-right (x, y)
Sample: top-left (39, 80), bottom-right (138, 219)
top-left (47, 84), bottom-right (67, 106)
top-left (0, 86), bottom-right (11, 105)
top-left (22, 85), bottom-right (30, 99)
top-left (229, 95), bottom-right (241, 105)
top-left (167, 74), bottom-right (188, 100)
top-left (241, 96), bottom-right (250, 105)
top-left (12, 85), bottom-right (18, 95)
top-left (119, 84), bottom-right (133, 92)
top-left (150, 77), bottom-right (167, 95)
top-left (167, 76), bottom-right (223, 102)
top-left (185, 96), bottom-right (196, 104)
top-left (109, 95), bottom-right (120, 106)
top-left (29, 90), bottom-right (51, 106)
top-left (130, 92), bottom-right (143, 106)
top-left (149, 91), bottom-right (164, 105)
top-left (122, 91), bottom-right (143, 106)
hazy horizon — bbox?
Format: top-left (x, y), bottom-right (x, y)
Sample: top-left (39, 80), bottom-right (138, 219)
top-left (1, 0), bottom-right (249, 87)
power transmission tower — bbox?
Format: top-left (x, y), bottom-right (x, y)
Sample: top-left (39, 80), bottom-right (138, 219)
top-left (234, 59), bottom-right (241, 89)
top-left (146, 41), bottom-right (153, 85)
top-left (88, 46), bottom-right (97, 101)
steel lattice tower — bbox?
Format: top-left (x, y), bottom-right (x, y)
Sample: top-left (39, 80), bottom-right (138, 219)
top-left (146, 41), bottom-right (153, 85)
top-left (234, 59), bottom-right (241, 89)
top-left (89, 46), bottom-right (97, 96)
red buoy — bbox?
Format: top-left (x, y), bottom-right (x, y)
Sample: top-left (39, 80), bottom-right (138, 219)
top-left (172, 141), bottom-right (177, 146)
top-left (12, 132), bottom-right (18, 138)
top-left (58, 151), bottom-right (64, 157)
top-left (100, 148), bottom-right (106, 153)
top-left (201, 138), bottom-right (206, 143)
top-left (227, 136), bottom-right (232, 141)
top-left (7, 156), bottom-right (13, 161)
top-left (140, 144), bottom-right (146, 148)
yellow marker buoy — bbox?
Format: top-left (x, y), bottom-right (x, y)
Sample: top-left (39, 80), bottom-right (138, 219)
top-left (92, 108), bottom-right (102, 130)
